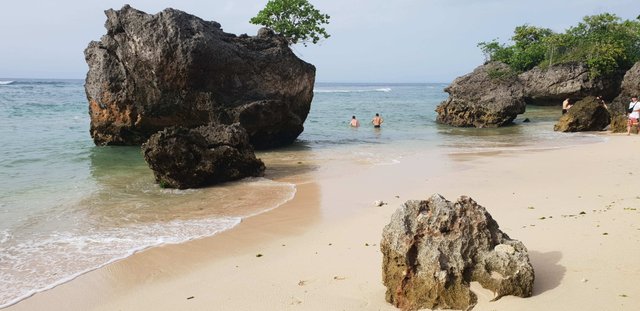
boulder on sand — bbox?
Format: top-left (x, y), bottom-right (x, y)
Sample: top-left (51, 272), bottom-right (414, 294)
top-left (553, 96), bottom-right (610, 132)
top-left (381, 194), bottom-right (534, 311)
top-left (142, 123), bottom-right (265, 189)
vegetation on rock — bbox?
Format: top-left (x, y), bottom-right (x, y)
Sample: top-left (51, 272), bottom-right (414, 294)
top-left (250, 0), bottom-right (330, 46)
top-left (478, 13), bottom-right (640, 78)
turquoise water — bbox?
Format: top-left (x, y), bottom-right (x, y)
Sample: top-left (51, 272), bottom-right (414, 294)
top-left (0, 80), bottom-right (601, 307)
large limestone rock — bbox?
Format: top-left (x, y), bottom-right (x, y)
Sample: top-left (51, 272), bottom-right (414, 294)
top-left (436, 62), bottom-right (526, 128)
top-left (85, 5), bottom-right (315, 149)
top-left (381, 194), bottom-right (534, 311)
top-left (142, 123), bottom-right (265, 189)
top-left (520, 62), bottom-right (624, 106)
top-left (553, 96), bottom-right (610, 132)
top-left (611, 61), bottom-right (640, 115)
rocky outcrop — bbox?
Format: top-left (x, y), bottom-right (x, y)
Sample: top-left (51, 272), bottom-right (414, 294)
top-left (142, 123), bottom-right (265, 189)
top-left (520, 62), bottom-right (624, 106)
top-left (437, 61), bottom-right (626, 128)
top-left (85, 5), bottom-right (315, 149)
top-left (611, 61), bottom-right (640, 115)
top-left (435, 62), bottom-right (526, 127)
top-left (381, 194), bottom-right (534, 311)
top-left (553, 96), bottom-right (610, 132)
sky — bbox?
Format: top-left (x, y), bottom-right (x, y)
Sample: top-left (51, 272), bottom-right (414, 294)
top-left (0, 0), bottom-right (637, 83)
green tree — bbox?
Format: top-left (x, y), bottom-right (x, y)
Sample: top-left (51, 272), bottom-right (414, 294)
top-left (478, 13), bottom-right (640, 78)
top-left (250, 0), bottom-right (330, 46)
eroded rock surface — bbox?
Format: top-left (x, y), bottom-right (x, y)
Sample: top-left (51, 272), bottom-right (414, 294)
top-left (381, 194), bottom-right (534, 311)
top-left (611, 61), bottom-right (640, 115)
top-left (554, 96), bottom-right (610, 132)
top-left (142, 123), bottom-right (265, 189)
top-left (435, 62), bottom-right (526, 127)
top-left (85, 5), bottom-right (315, 149)
top-left (520, 62), bottom-right (624, 106)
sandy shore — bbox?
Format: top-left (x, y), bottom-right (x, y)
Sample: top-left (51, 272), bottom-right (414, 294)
top-left (7, 135), bottom-right (640, 311)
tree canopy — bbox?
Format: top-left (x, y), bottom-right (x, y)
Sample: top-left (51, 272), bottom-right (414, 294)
top-left (250, 0), bottom-right (330, 46)
top-left (478, 13), bottom-right (640, 78)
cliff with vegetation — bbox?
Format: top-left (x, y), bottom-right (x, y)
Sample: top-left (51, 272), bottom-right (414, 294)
top-left (437, 13), bottom-right (640, 128)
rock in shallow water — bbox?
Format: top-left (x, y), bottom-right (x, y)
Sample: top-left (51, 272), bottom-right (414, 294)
top-left (435, 62), bottom-right (526, 128)
top-left (381, 194), bottom-right (534, 311)
top-left (142, 123), bottom-right (265, 189)
top-left (85, 5), bottom-right (315, 149)
top-left (554, 96), bottom-right (610, 132)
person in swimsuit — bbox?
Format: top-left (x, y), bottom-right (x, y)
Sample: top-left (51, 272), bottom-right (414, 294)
top-left (372, 113), bottom-right (383, 128)
top-left (349, 115), bottom-right (360, 127)
top-left (562, 98), bottom-right (572, 114)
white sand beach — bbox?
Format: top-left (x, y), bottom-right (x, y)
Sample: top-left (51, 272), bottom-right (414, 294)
top-left (7, 134), bottom-right (640, 311)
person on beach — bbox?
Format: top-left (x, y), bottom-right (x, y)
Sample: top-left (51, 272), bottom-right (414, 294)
top-left (628, 96), bottom-right (640, 135)
top-left (562, 98), bottom-right (573, 114)
top-left (372, 113), bottom-right (383, 128)
top-left (596, 96), bottom-right (608, 109)
top-left (349, 115), bottom-right (360, 127)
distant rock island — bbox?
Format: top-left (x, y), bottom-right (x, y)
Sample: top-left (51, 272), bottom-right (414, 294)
top-left (85, 5), bottom-right (315, 149)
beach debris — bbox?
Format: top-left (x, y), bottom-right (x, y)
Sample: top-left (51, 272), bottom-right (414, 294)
top-left (381, 194), bottom-right (534, 311)
top-left (602, 233), bottom-right (609, 235)
top-left (539, 217), bottom-right (546, 220)
top-left (365, 243), bottom-right (369, 246)
top-left (298, 280), bottom-right (307, 286)
top-left (256, 253), bottom-right (263, 257)
top-left (619, 294), bottom-right (628, 298)
top-left (333, 276), bottom-right (346, 280)
top-left (527, 206), bottom-right (535, 209)
top-left (581, 278), bottom-right (589, 283)
top-left (579, 211), bottom-right (587, 215)
top-left (373, 200), bottom-right (386, 207)
top-left (187, 296), bottom-right (195, 300)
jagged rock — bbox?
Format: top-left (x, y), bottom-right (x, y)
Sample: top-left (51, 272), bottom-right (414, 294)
top-left (609, 114), bottom-right (630, 133)
top-left (520, 62), bottom-right (624, 106)
top-left (611, 62), bottom-right (640, 115)
top-left (381, 194), bottom-right (534, 311)
top-left (85, 5), bottom-right (315, 149)
top-left (435, 62), bottom-right (526, 128)
top-left (553, 96), bottom-right (610, 132)
top-left (141, 123), bottom-right (265, 189)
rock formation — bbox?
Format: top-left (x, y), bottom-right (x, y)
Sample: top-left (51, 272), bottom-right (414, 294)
top-left (435, 62), bottom-right (526, 127)
top-left (520, 62), bottom-right (624, 106)
top-left (553, 96), bottom-right (610, 132)
top-left (611, 61), bottom-right (640, 115)
top-left (436, 61), bottom-right (625, 128)
top-left (142, 123), bottom-right (265, 189)
top-left (381, 194), bottom-right (534, 311)
top-left (85, 5), bottom-right (315, 149)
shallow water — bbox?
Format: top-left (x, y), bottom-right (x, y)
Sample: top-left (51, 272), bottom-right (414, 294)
top-left (0, 80), bottom-right (602, 307)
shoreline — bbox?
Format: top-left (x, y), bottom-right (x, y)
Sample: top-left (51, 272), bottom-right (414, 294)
top-left (6, 134), bottom-right (640, 310)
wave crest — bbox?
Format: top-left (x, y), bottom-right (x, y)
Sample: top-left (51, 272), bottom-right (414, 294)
top-left (314, 87), bottom-right (391, 93)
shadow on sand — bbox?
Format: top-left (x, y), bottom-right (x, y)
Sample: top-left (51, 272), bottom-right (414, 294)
top-left (529, 250), bottom-right (566, 295)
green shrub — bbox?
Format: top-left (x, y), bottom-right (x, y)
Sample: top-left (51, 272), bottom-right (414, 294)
top-left (478, 13), bottom-right (640, 77)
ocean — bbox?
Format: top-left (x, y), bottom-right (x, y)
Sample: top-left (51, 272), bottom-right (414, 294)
top-left (0, 79), bottom-right (601, 307)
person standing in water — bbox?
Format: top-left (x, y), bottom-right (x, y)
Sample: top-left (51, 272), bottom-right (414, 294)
top-left (372, 113), bottom-right (383, 128)
top-left (349, 115), bottom-right (360, 127)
